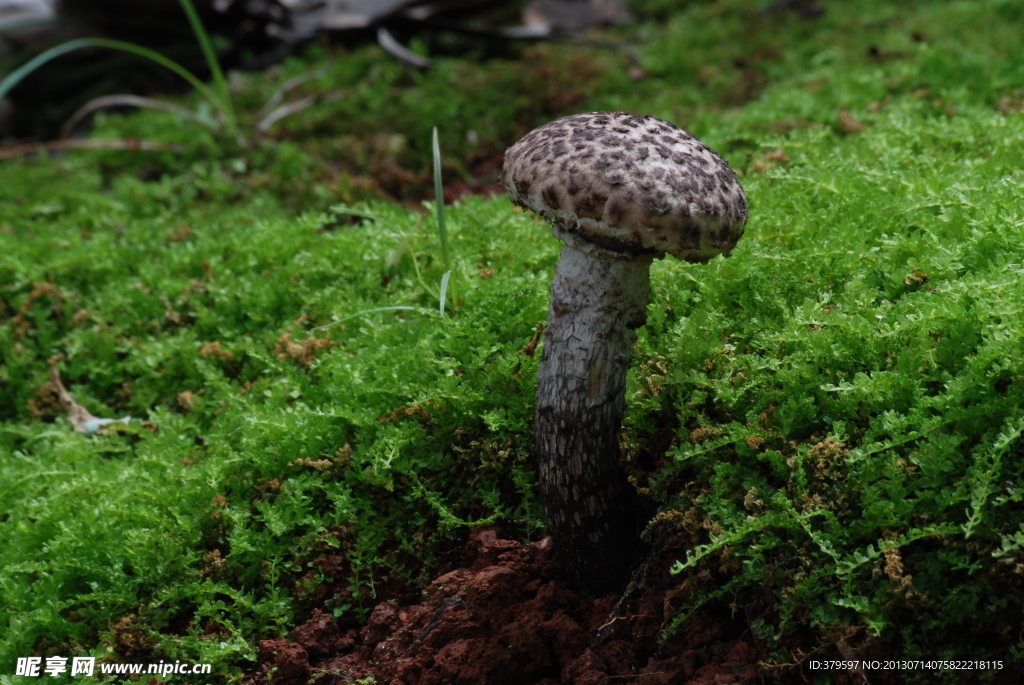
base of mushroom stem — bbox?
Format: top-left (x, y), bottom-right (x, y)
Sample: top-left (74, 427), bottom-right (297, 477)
top-left (539, 469), bottom-right (650, 594)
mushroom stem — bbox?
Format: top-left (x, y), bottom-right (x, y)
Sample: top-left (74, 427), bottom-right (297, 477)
top-left (535, 229), bottom-right (653, 592)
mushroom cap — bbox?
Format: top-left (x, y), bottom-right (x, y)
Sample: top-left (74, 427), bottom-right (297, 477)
top-left (499, 112), bottom-right (747, 263)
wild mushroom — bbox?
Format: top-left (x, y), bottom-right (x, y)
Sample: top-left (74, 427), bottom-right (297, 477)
top-left (499, 112), bottom-right (747, 592)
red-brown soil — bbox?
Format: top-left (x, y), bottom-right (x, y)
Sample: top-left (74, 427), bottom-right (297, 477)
top-left (245, 528), bottom-right (764, 685)
top-left (241, 525), bottom-right (1024, 685)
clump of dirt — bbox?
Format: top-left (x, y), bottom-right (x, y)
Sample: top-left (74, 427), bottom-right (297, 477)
top-left (244, 528), bottom-right (762, 685)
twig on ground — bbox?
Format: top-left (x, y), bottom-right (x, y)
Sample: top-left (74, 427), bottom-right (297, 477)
top-left (49, 366), bottom-right (134, 435)
top-left (60, 94), bottom-right (216, 139)
top-left (255, 67), bottom-right (327, 123)
top-left (377, 27), bottom-right (433, 69)
top-left (0, 138), bottom-right (185, 160)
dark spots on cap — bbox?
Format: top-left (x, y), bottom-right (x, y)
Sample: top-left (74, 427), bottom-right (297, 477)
top-left (542, 185), bottom-right (561, 210)
top-left (714, 223), bottom-right (732, 245)
top-left (567, 178), bottom-right (582, 195)
top-left (606, 199), bottom-right (626, 224)
top-left (647, 200), bottom-right (670, 215)
top-left (553, 140), bottom-right (567, 156)
top-left (606, 174), bottom-right (624, 185)
top-left (655, 145), bottom-right (672, 158)
top-left (576, 193), bottom-right (604, 220)
top-left (515, 179), bottom-right (532, 195)
top-left (637, 147), bottom-right (649, 160)
top-left (596, 156), bottom-right (611, 169)
top-left (681, 223), bottom-right (701, 248)
top-left (688, 164), bottom-right (710, 180)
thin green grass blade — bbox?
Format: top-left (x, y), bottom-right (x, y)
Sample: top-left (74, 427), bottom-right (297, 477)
top-left (313, 306), bottom-right (433, 331)
top-left (439, 270), bottom-right (451, 316)
top-left (0, 37), bottom-right (219, 107)
top-left (432, 127), bottom-right (450, 271)
top-left (175, 0), bottom-right (235, 126)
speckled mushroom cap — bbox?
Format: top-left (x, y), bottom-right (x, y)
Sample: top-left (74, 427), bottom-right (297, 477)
top-left (499, 112), bottom-right (747, 263)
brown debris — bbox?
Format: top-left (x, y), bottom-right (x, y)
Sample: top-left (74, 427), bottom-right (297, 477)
top-left (752, 149), bottom-right (790, 174)
top-left (838, 110), bottom-right (866, 134)
top-left (293, 457), bottom-right (335, 472)
top-left (904, 269), bottom-right (928, 287)
top-left (808, 436), bottom-right (850, 462)
top-left (200, 340), bottom-right (236, 362)
top-left (168, 225), bottom-right (193, 242)
top-left (10, 281), bottom-right (63, 338)
top-left (274, 329), bottom-right (338, 368)
top-left (177, 390), bottom-right (198, 412)
top-left (997, 90), bottom-right (1024, 115)
top-left (111, 613), bottom-right (157, 658)
top-left (27, 377), bottom-right (64, 420)
top-left (72, 309), bottom-right (95, 327)
top-left (689, 426), bottom-right (723, 444)
top-left (521, 322), bottom-right (545, 357)
top-left (201, 549), bottom-right (230, 579)
top-left (379, 404), bottom-right (432, 424)
top-left (744, 434), bottom-right (765, 451)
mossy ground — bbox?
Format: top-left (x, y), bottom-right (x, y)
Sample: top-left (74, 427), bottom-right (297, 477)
top-left (4, 1), bottom-right (1024, 682)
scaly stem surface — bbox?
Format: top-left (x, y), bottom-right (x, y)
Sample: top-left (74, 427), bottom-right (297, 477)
top-left (535, 232), bottom-right (653, 592)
